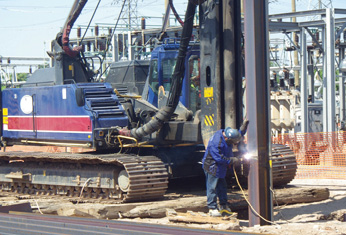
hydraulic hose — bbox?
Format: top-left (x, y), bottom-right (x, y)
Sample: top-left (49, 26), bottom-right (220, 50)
top-left (62, 0), bottom-right (87, 57)
top-left (169, 0), bottom-right (184, 26)
top-left (120, 1), bottom-right (197, 139)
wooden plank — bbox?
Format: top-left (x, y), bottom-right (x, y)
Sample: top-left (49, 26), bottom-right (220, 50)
top-left (168, 210), bottom-right (237, 224)
top-left (229, 187), bottom-right (330, 211)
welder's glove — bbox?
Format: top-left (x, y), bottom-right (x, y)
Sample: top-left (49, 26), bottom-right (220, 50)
top-left (240, 119), bottom-right (250, 134)
top-left (229, 157), bottom-right (241, 168)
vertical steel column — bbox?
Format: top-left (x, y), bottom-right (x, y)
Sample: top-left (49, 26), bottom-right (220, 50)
top-left (340, 47), bottom-right (346, 122)
top-left (244, 0), bottom-right (272, 226)
top-left (223, 0), bottom-right (242, 128)
top-left (326, 8), bottom-right (336, 132)
top-left (128, 31), bottom-right (133, 61)
top-left (301, 28), bottom-right (308, 133)
top-left (307, 49), bottom-right (315, 103)
top-left (0, 72), bottom-right (2, 145)
top-left (112, 34), bottom-right (119, 62)
top-left (322, 26), bottom-right (328, 133)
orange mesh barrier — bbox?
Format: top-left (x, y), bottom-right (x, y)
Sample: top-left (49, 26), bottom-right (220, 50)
top-left (272, 132), bottom-right (346, 179)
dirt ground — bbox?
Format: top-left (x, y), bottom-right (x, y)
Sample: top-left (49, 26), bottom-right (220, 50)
top-left (1, 178), bottom-right (346, 235)
top-left (120, 179), bottom-right (346, 235)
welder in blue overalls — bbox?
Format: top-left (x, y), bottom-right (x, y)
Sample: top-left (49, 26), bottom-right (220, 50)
top-left (202, 120), bottom-right (249, 217)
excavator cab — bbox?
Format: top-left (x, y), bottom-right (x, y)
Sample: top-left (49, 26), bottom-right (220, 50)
top-left (144, 39), bottom-right (201, 114)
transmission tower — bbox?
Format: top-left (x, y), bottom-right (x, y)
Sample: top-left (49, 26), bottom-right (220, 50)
top-left (308, 0), bottom-right (333, 10)
top-left (116, 0), bottom-right (140, 31)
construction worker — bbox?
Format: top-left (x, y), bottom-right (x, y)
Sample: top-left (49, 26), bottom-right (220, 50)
top-left (202, 120), bottom-right (249, 217)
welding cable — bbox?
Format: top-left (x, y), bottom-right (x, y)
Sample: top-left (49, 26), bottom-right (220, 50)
top-left (232, 165), bottom-right (278, 225)
top-left (77, 178), bottom-right (92, 204)
top-left (34, 199), bottom-right (43, 215)
top-left (270, 187), bottom-right (290, 222)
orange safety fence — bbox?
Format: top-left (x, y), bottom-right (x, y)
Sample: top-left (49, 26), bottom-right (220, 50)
top-left (272, 132), bottom-right (346, 179)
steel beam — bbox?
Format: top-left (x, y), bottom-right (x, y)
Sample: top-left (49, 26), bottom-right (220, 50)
top-left (300, 28), bottom-right (308, 133)
top-left (304, 27), bottom-right (323, 53)
top-left (322, 27), bottom-right (328, 133)
top-left (0, 57), bottom-right (49, 62)
top-left (0, 212), bottom-right (243, 235)
top-left (244, 0), bottom-right (272, 226)
top-left (326, 8), bottom-right (336, 132)
top-left (339, 47), bottom-right (345, 122)
top-left (307, 49), bottom-right (315, 103)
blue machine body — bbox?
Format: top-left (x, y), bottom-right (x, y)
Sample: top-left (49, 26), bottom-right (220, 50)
top-left (2, 83), bottom-right (128, 146)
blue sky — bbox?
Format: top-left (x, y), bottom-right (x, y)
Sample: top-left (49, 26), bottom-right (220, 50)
top-left (0, 0), bottom-right (344, 59)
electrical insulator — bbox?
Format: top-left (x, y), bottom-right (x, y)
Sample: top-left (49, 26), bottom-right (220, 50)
top-left (283, 68), bottom-right (289, 80)
top-left (316, 31), bottom-right (320, 42)
top-left (270, 71), bottom-right (276, 88)
top-left (343, 29), bottom-right (346, 42)
top-left (95, 25), bottom-right (99, 37)
top-left (77, 27), bottom-right (81, 38)
top-left (100, 43), bottom-right (106, 51)
top-left (87, 42), bottom-right (91, 51)
top-left (29, 66), bottom-right (32, 74)
top-left (295, 34), bottom-right (299, 43)
top-left (141, 18), bottom-right (146, 30)
top-left (108, 28), bottom-right (112, 35)
top-left (289, 70), bottom-right (295, 87)
top-left (0, 57), bottom-right (2, 64)
top-left (7, 58), bottom-right (10, 64)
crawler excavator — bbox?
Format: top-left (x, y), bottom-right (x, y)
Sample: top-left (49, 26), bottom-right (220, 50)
top-left (0, 0), bottom-right (296, 202)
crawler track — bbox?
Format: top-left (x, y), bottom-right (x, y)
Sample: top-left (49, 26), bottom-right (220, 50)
top-left (230, 144), bottom-right (297, 187)
top-left (271, 144), bottom-right (297, 186)
top-left (0, 152), bottom-right (169, 202)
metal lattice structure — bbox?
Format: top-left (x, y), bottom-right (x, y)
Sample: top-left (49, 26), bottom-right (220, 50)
top-left (113, 0), bottom-right (140, 31)
top-left (308, 0), bottom-right (333, 10)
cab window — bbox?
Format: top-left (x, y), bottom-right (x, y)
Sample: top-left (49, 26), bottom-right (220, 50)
top-left (149, 59), bottom-right (159, 93)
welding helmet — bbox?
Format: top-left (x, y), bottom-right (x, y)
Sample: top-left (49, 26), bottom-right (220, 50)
top-left (224, 127), bottom-right (241, 144)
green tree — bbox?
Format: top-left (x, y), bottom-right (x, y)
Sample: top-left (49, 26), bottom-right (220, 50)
top-left (38, 63), bottom-right (49, 69)
top-left (17, 73), bottom-right (28, 82)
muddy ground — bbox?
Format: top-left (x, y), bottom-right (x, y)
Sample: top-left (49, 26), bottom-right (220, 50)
top-left (1, 178), bottom-right (346, 234)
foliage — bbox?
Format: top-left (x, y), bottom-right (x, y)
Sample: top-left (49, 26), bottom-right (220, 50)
top-left (38, 63), bottom-right (49, 69)
top-left (17, 73), bottom-right (28, 82)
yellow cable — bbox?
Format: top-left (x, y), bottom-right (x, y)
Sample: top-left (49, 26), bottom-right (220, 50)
top-left (233, 165), bottom-right (278, 225)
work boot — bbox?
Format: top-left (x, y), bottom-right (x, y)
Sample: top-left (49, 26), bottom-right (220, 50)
top-left (219, 204), bottom-right (234, 216)
top-left (209, 208), bottom-right (222, 217)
